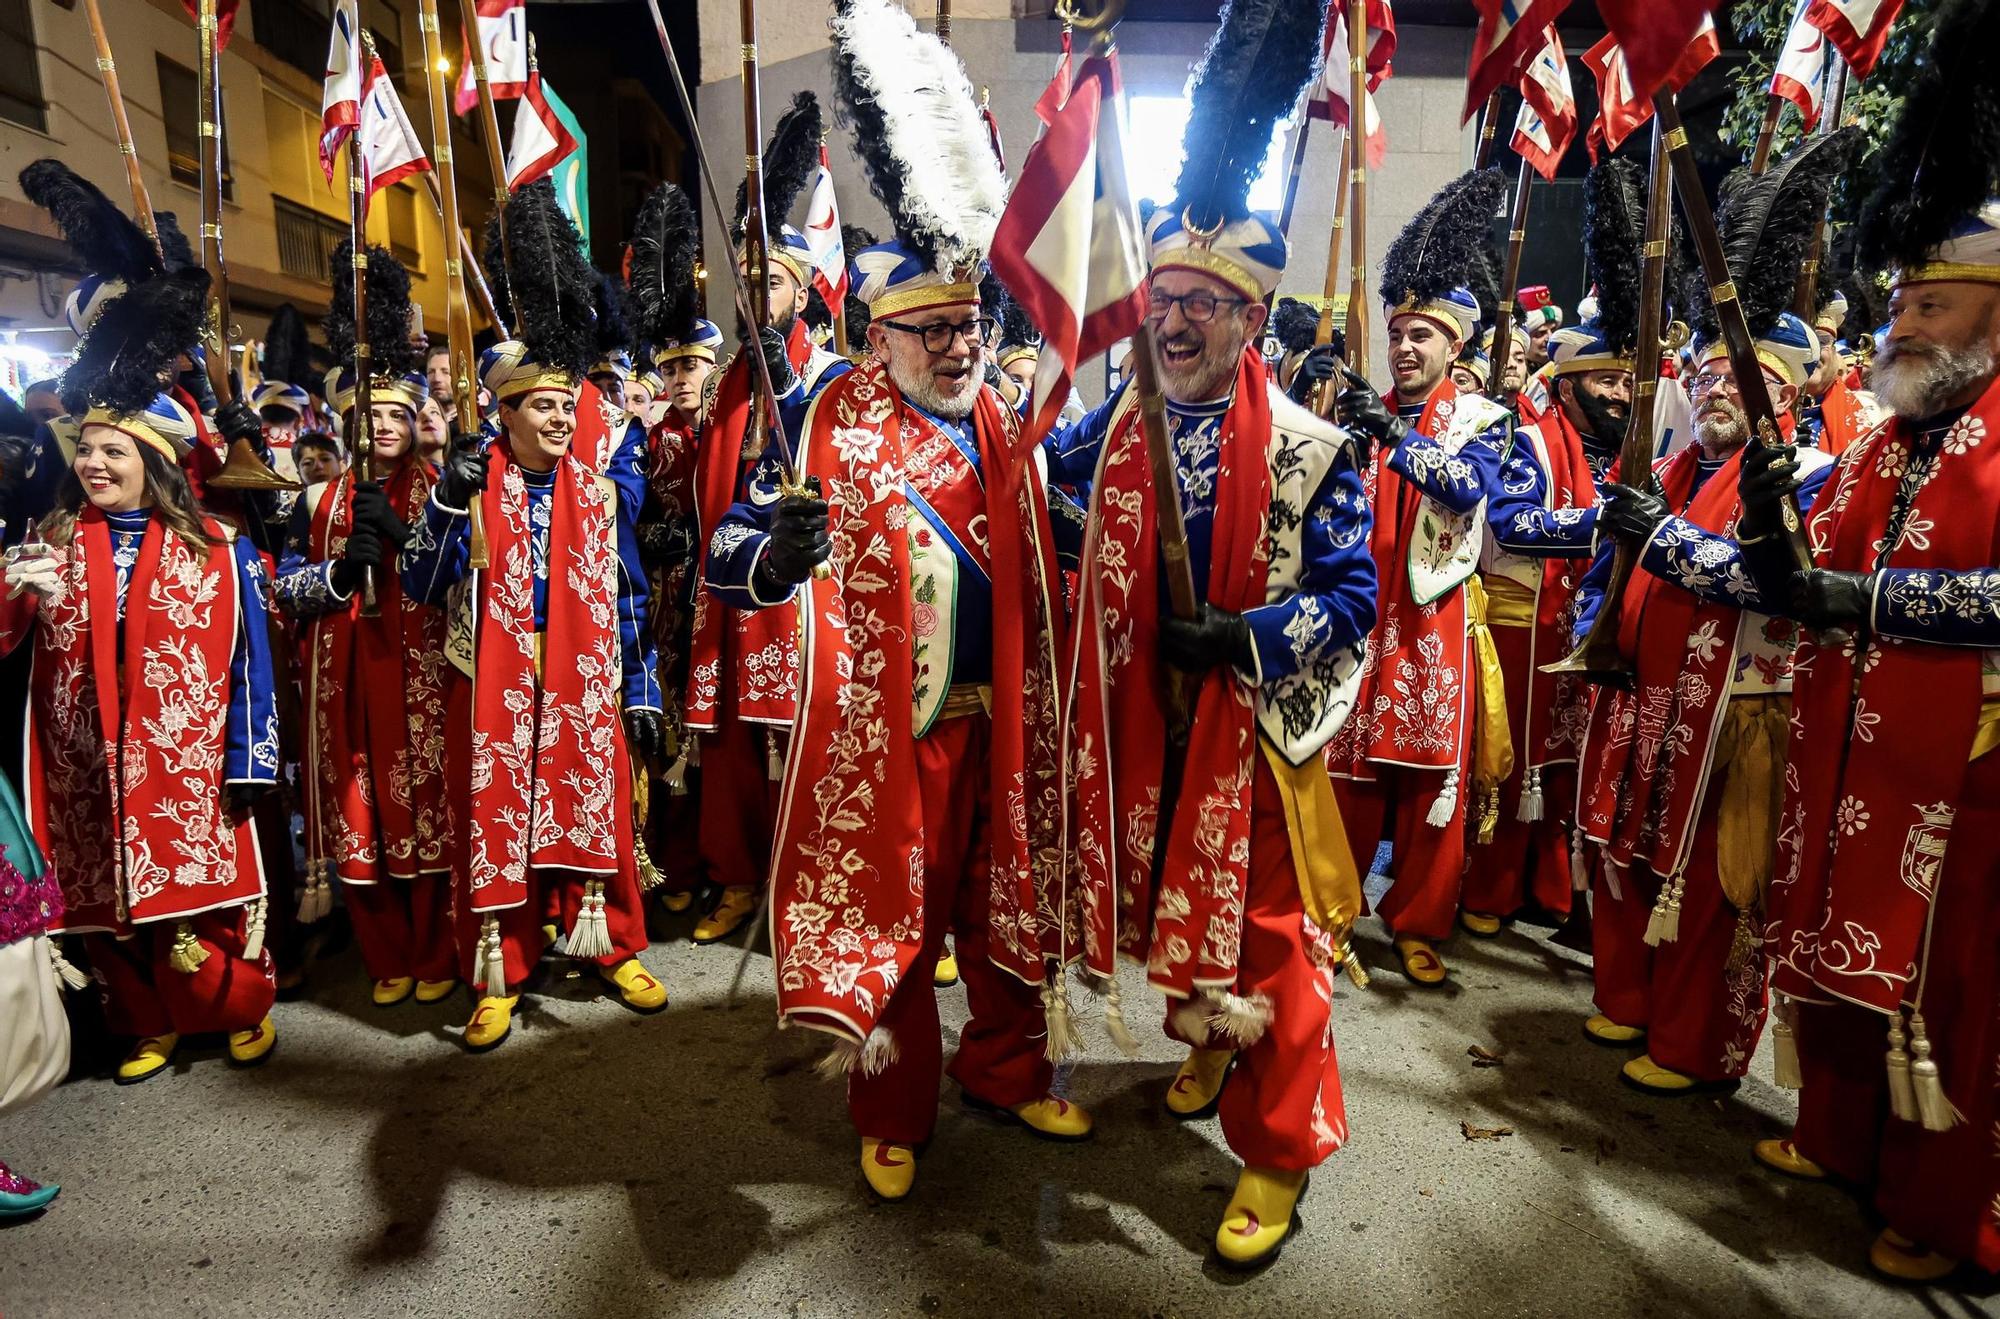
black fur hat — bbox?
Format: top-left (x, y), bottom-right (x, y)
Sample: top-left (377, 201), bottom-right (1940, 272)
top-left (1582, 158), bottom-right (1645, 359)
top-left (1272, 298), bottom-right (1319, 354)
top-left (323, 239), bottom-right (420, 382)
top-left (487, 179), bottom-right (598, 382)
top-left (260, 303), bottom-right (313, 390)
top-left (1380, 168), bottom-right (1508, 339)
top-left (734, 91), bottom-right (822, 243)
top-left (60, 267), bottom-right (212, 417)
top-left (626, 182), bottom-right (700, 353)
top-left (1173, 0), bottom-right (1328, 231)
top-left (18, 160), bottom-right (160, 287)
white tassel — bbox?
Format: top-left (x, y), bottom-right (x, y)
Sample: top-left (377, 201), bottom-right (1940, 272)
top-left (1771, 1010), bottom-right (1803, 1091)
top-left (564, 882), bottom-right (615, 960)
top-left (1042, 981), bottom-right (1081, 1064)
top-left (1885, 1013), bottom-right (1917, 1122)
top-left (1207, 991), bottom-right (1274, 1047)
top-left (1102, 973), bottom-right (1141, 1059)
top-left (1170, 999), bottom-right (1214, 1048)
top-left (664, 750), bottom-right (689, 796)
top-left (1570, 829), bottom-right (1590, 894)
top-left (1907, 1012), bottom-right (1964, 1133)
top-left (813, 1037), bottom-right (862, 1083)
top-left (478, 916), bottom-right (508, 998)
top-left (241, 897), bottom-right (268, 963)
top-left (46, 941), bottom-right (89, 991)
top-left (1426, 768), bottom-right (1460, 829)
top-left (810, 1028), bottom-right (902, 1083)
top-left (859, 1025), bottom-right (899, 1076)
top-left (1517, 766), bottom-right (1545, 823)
top-left (766, 730), bottom-right (784, 782)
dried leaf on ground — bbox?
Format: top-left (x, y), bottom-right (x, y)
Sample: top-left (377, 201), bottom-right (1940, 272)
top-left (1467, 1044), bottom-right (1505, 1067)
top-left (1461, 1121), bottom-right (1515, 1142)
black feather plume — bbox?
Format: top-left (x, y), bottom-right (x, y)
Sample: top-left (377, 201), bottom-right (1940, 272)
top-left (592, 268), bottom-right (630, 360)
top-left (1465, 246), bottom-right (1501, 338)
top-left (1272, 297), bottom-right (1318, 353)
top-left (322, 240), bottom-right (420, 382)
top-left (19, 161), bottom-right (161, 285)
top-left (1174, 0), bottom-right (1328, 229)
top-left (152, 213), bottom-right (195, 272)
top-left (625, 182), bottom-right (700, 351)
top-left (261, 303), bottom-right (312, 387)
top-left (998, 290), bottom-right (1039, 352)
top-left (735, 91), bottom-right (823, 240)
top-left (1583, 158), bottom-right (1646, 358)
top-left (1858, 0), bottom-right (2000, 275)
top-left (1380, 168), bottom-right (1509, 324)
top-left (1691, 128), bottom-right (1862, 340)
top-left (488, 180), bottom-right (597, 380)
top-left (61, 267), bottom-right (211, 417)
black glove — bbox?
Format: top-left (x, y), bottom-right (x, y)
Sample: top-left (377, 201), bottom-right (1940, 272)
top-left (330, 520), bottom-right (383, 596)
top-left (624, 707), bottom-right (666, 770)
top-left (755, 325), bottom-right (799, 396)
top-left (213, 398), bottom-right (264, 447)
top-left (179, 362), bottom-right (219, 415)
top-left (756, 478), bottom-right (831, 590)
top-left (1159, 603), bottom-right (1255, 675)
top-left (1791, 569), bottom-right (1872, 630)
top-left (1286, 345), bottom-right (1342, 406)
top-left (351, 481), bottom-right (412, 550)
top-left (1737, 441), bottom-right (1803, 534)
top-left (436, 433), bottom-right (490, 510)
top-left (225, 782), bottom-right (272, 816)
top-left (1598, 483), bottom-right (1670, 544)
top-left (1334, 369), bottom-right (1409, 450)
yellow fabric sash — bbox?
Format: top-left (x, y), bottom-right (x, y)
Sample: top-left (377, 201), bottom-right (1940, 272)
top-left (1481, 573), bottom-right (1538, 628)
top-left (1971, 697), bottom-right (2000, 762)
top-left (1463, 576), bottom-right (1515, 842)
top-left (1258, 737), bottom-right (1361, 942)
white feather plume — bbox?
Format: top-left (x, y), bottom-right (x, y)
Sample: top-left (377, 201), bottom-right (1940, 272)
top-left (831, 0), bottom-right (1008, 274)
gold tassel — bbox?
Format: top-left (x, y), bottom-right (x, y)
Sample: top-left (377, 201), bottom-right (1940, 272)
top-left (167, 921), bottom-right (210, 974)
top-left (1642, 878), bottom-right (1675, 947)
top-left (1770, 1000), bottom-right (1802, 1090)
top-left (1723, 907), bottom-right (1757, 973)
top-left (1885, 1013), bottom-right (1917, 1122)
top-left (1339, 939), bottom-right (1371, 989)
top-left (1907, 1012), bottom-right (1965, 1132)
top-left (1102, 974), bottom-right (1141, 1058)
top-left (1475, 782), bottom-right (1501, 845)
top-left (241, 897), bottom-right (268, 963)
top-left (1041, 980), bottom-right (1080, 1064)
top-left (765, 728), bottom-right (784, 782)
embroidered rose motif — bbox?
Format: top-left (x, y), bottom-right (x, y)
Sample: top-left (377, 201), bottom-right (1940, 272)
top-left (912, 602), bottom-right (938, 638)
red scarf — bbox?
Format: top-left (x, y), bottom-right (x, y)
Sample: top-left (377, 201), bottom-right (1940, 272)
top-left (7, 508), bottom-right (263, 931)
top-left (1329, 378), bottom-right (1473, 776)
top-left (1513, 405), bottom-right (1599, 768)
top-left (463, 445), bottom-right (630, 912)
top-left (684, 321), bottom-right (815, 731)
top-left (300, 459), bottom-right (450, 881)
top-left (1066, 350), bottom-right (1273, 997)
top-left (769, 362), bottom-right (1064, 1043)
top-left (571, 377), bottom-right (617, 474)
top-left (1576, 445), bottom-right (1747, 877)
top-left (646, 413), bottom-right (701, 658)
top-left (1769, 377), bottom-right (2000, 1013)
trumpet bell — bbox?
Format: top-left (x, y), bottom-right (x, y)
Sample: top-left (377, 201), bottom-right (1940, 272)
top-left (207, 438), bottom-right (302, 491)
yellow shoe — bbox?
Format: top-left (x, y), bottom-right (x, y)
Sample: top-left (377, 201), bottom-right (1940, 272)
top-left (860, 1138), bottom-right (916, 1201)
top-left (540, 922), bottom-right (560, 950)
top-left (464, 995), bottom-right (518, 1052)
top-left (657, 890), bottom-right (695, 914)
top-left (600, 958), bottom-right (669, 1014)
top-left (1460, 910), bottom-right (1503, 937)
top-left (1215, 1166), bottom-right (1308, 1269)
top-left (115, 1033), bottom-right (179, 1085)
top-left (1395, 937), bottom-right (1448, 985)
top-left (371, 976), bottom-right (415, 1007)
top-left (227, 1016), bottom-right (278, 1067)
top-left (692, 886), bottom-right (757, 944)
top-left (1869, 1229), bottom-right (1957, 1282)
top-left (1753, 1138), bottom-right (1826, 1181)
top-left (1584, 1013), bottom-right (1647, 1045)
top-left (1005, 1096), bottom-right (1094, 1141)
top-left (1166, 1047), bottom-right (1234, 1120)
top-left (1621, 1052), bottom-right (1696, 1094)
top-left (414, 978), bottom-right (458, 1004)
top-left (933, 948), bottom-right (960, 987)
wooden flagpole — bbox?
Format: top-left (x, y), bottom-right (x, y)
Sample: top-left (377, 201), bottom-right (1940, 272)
top-left (79, 0), bottom-right (159, 250)
top-left (344, 83), bottom-right (380, 616)
top-left (1343, 0), bottom-right (1370, 376)
top-left (1489, 156), bottom-right (1533, 402)
top-left (417, 0), bottom-right (483, 432)
top-left (1791, 53), bottom-right (1849, 319)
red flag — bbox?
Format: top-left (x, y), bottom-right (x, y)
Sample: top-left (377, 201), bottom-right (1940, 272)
top-left (1510, 27), bottom-right (1575, 181)
top-left (182, 0), bottom-right (239, 48)
top-left (1582, 19), bottom-right (1718, 158)
top-left (1771, 0), bottom-right (1832, 131)
top-left (455, 0), bottom-right (529, 115)
top-left (1805, 0), bottom-right (1907, 78)
top-left (503, 68), bottom-right (577, 191)
top-left (1033, 26), bottom-right (1073, 127)
top-left (1307, 0), bottom-right (1395, 166)
top-left (987, 52), bottom-right (1148, 458)
top-left (1596, 0), bottom-right (1722, 108)
top-left (1464, 0), bottom-right (1571, 123)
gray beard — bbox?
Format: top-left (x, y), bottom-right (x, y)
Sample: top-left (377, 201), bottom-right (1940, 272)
top-left (1694, 399), bottom-right (1748, 452)
top-left (1870, 340), bottom-right (1997, 421)
top-left (896, 367), bottom-right (978, 420)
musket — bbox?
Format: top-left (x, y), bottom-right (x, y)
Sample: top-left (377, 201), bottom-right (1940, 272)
top-left (418, 0), bottom-right (485, 427)
top-left (1277, 99), bottom-right (1312, 239)
top-left (1343, 0), bottom-right (1370, 374)
top-left (1488, 155), bottom-right (1533, 408)
top-left (452, 0), bottom-right (511, 571)
top-left (78, 0), bottom-right (158, 251)
top-left (1748, 93), bottom-right (1784, 175)
top-left (1307, 126), bottom-right (1351, 418)
top-left (1791, 54), bottom-right (1849, 320)
top-left (1544, 115), bottom-right (1670, 682)
top-left (343, 83), bottom-right (381, 617)
top-left (936, 0), bottom-right (951, 45)
top-left (421, 170), bottom-right (508, 338)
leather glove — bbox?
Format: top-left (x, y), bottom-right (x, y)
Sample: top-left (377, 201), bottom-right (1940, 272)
top-left (435, 433), bottom-right (490, 510)
top-left (756, 477), bottom-right (831, 590)
top-left (624, 707), bottom-right (666, 771)
top-left (1791, 569), bottom-right (1873, 630)
top-left (1737, 441), bottom-right (1804, 539)
top-left (3, 544), bottom-right (67, 600)
top-left (1159, 603), bottom-right (1255, 675)
top-left (1286, 344), bottom-right (1342, 406)
top-left (1598, 483), bottom-right (1670, 544)
top-left (213, 398), bottom-right (264, 447)
top-left (754, 325), bottom-right (798, 397)
top-left (1334, 368), bottom-right (1410, 450)
top-left (225, 782), bottom-right (272, 815)
top-left (351, 481), bottom-right (412, 550)
top-left (331, 521), bottom-right (383, 596)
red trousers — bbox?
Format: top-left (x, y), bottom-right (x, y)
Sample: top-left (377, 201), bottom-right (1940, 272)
top-left (1790, 751), bottom-right (2000, 1270)
top-left (1460, 623), bottom-right (1576, 919)
top-left (1164, 760), bottom-right (1348, 1171)
top-left (696, 715), bottom-right (783, 893)
top-left (645, 777), bottom-right (704, 896)
top-left (85, 907), bottom-right (276, 1038)
top-left (1335, 707), bottom-right (1473, 941)
top-left (344, 876), bottom-right (456, 982)
top-left (1589, 795), bottom-right (1765, 1082)
top-left (848, 713), bottom-right (1051, 1145)
top-left (458, 863), bottom-right (650, 989)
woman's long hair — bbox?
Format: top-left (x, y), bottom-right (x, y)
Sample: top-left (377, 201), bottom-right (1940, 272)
top-left (38, 443), bottom-right (218, 554)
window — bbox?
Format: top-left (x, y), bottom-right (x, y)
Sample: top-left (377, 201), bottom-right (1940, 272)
top-left (157, 55), bottom-right (233, 198)
top-left (274, 196), bottom-right (347, 281)
top-left (365, 0), bottom-right (404, 89)
top-left (387, 183), bottom-right (422, 270)
top-left (256, 0), bottom-right (333, 80)
top-left (0, 0), bottom-right (47, 132)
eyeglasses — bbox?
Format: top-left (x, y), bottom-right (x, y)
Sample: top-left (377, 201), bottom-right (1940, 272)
top-left (877, 316), bottom-right (997, 354)
top-left (1146, 290), bottom-right (1249, 324)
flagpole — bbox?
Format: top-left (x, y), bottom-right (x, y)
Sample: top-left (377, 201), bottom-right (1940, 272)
top-left (936, 0), bottom-right (950, 45)
top-left (421, 171), bottom-right (508, 337)
top-left (456, 0), bottom-right (513, 285)
top-left (1344, 0), bottom-right (1370, 377)
top-left (1791, 53), bottom-right (1848, 319)
top-left (1749, 93), bottom-right (1784, 174)
top-left (1473, 88), bottom-right (1504, 170)
top-left (1308, 126), bottom-right (1350, 418)
top-left (196, 0), bottom-right (233, 407)
top-left (1489, 156), bottom-right (1532, 405)
top-left (344, 109), bottom-right (382, 617)
top-left (79, 0), bottom-right (159, 251)
top-left (417, 0), bottom-right (486, 429)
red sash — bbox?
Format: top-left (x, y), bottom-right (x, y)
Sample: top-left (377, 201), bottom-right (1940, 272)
top-left (1516, 406), bottom-right (1598, 767)
top-left (684, 321), bottom-right (815, 730)
top-left (646, 414), bottom-right (701, 659)
top-left (1576, 446), bottom-right (1745, 877)
top-left (1768, 377), bottom-right (2000, 1012)
top-left (1066, 350), bottom-right (1274, 996)
top-left (1329, 379), bottom-right (1470, 776)
top-left (17, 509), bottom-right (263, 931)
top-left (571, 377), bottom-right (615, 475)
top-left (300, 459), bottom-right (450, 882)
top-left (769, 363), bottom-right (1064, 1043)
top-left (463, 445), bottom-right (630, 912)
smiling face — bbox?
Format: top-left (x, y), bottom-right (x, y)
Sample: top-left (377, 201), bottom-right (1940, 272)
top-left (366, 401), bottom-right (415, 466)
top-left (1688, 358), bottom-right (1799, 458)
top-left (74, 425), bottom-right (151, 513)
top-left (1146, 268), bottom-right (1267, 404)
top-left (867, 302), bottom-right (987, 420)
top-left (500, 389), bottom-right (577, 471)
top-left (1387, 315), bottom-right (1460, 404)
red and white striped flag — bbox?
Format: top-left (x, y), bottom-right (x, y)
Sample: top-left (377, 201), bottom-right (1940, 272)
top-left (1465, 0), bottom-right (1572, 122)
top-left (357, 52), bottom-right (433, 209)
top-left (1771, 0), bottom-right (1832, 130)
top-left (1597, 0), bottom-right (1724, 109)
top-left (319, 0), bottom-right (361, 183)
top-left (1510, 26), bottom-right (1575, 181)
top-left (504, 67), bottom-right (577, 191)
top-left (987, 52), bottom-right (1148, 459)
top-left (1806, 0), bottom-right (1906, 78)
top-left (1309, 1), bottom-right (1395, 168)
top-left (455, 0), bottom-right (529, 115)
top-left (803, 144), bottom-right (848, 307)
top-left (1033, 26), bottom-right (1073, 127)
top-left (1582, 17), bottom-right (1718, 158)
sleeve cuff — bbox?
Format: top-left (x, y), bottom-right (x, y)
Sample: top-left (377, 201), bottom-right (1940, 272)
top-left (745, 541), bottom-right (798, 608)
top-left (323, 561), bottom-right (352, 603)
top-left (1870, 570), bottom-right (1889, 635)
top-left (429, 490), bottom-right (468, 517)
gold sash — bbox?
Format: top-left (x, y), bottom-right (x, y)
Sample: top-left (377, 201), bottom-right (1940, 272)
top-left (1259, 737), bottom-right (1360, 942)
top-left (1463, 576), bottom-right (1515, 842)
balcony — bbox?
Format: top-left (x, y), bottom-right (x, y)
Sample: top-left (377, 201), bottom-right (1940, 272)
top-left (274, 196), bottom-right (347, 282)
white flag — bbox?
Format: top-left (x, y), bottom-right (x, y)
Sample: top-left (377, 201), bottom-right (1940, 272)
top-left (455, 0), bottom-right (529, 114)
top-left (802, 145), bottom-right (847, 305)
top-left (504, 70), bottom-right (577, 191)
top-left (318, 0), bottom-right (360, 182)
top-left (357, 53), bottom-right (432, 210)
top-left (1770, 0), bottom-right (1831, 130)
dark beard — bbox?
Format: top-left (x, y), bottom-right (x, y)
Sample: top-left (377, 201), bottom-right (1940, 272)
top-left (1574, 387), bottom-right (1630, 450)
